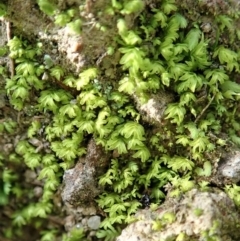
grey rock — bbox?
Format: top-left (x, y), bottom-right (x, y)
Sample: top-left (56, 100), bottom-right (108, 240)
top-left (217, 150), bottom-right (240, 183)
top-left (87, 216), bottom-right (101, 230)
top-left (116, 189), bottom-right (240, 241)
top-left (61, 161), bottom-right (98, 205)
top-left (134, 92), bottom-right (173, 125)
top-left (61, 139), bottom-right (109, 206)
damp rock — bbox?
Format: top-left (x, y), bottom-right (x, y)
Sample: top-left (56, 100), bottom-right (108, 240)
top-left (116, 189), bottom-right (240, 241)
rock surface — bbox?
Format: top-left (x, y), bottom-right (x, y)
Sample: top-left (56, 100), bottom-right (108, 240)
top-left (217, 149), bottom-right (240, 183)
top-left (2, 1), bottom-right (240, 241)
top-left (116, 189), bottom-right (240, 241)
top-left (87, 215), bottom-right (101, 230)
top-left (134, 92), bottom-right (174, 125)
top-left (61, 138), bottom-right (109, 206)
top-left (63, 203), bottom-right (101, 237)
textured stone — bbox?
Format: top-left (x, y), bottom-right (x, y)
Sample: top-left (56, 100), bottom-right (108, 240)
top-left (61, 138), bottom-right (109, 206)
top-left (217, 150), bottom-right (240, 183)
top-left (87, 216), bottom-right (101, 230)
top-left (134, 92), bottom-right (173, 125)
top-left (116, 189), bottom-right (240, 241)
top-left (81, 206), bottom-right (97, 216)
top-left (64, 215), bottom-right (76, 232)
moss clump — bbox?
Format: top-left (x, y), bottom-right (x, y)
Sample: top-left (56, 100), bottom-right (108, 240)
top-left (1, 0), bottom-right (240, 240)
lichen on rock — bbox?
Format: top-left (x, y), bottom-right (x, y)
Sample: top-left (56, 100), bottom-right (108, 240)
top-left (117, 188), bottom-right (240, 241)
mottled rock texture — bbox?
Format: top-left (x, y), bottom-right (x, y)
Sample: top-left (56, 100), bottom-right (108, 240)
top-left (61, 138), bottom-right (109, 206)
top-left (134, 92), bottom-right (174, 125)
top-left (117, 189), bottom-right (240, 241)
top-left (217, 149), bottom-right (240, 183)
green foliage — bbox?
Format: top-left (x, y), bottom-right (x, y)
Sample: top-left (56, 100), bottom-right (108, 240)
top-left (67, 19), bottom-right (82, 35)
top-left (51, 135), bottom-right (85, 163)
top-left (0, 3), bottom-right (6, 16)
top-left (76, 68), bottom-right (98, 90)
top-left (96, 226), bottom-right (120, 241)
top-left (201, 220), bottom-right (221, 241)
top-left (117, 19), bottom-right (142, 45)
top-left (38, 89), bottom-right (72, 113)
top-left (50, 65), bottom-right (65, 80)
top-left (195, 161), bottom-right (212, 177)
top-left (38, 0), bottom-right (83, 35)
top-left (0, 45), bottom-right (8, 56)
top-left (220, 80), bottom-right (240, 99)
top-left (184, 28), bottom-right (201, 51)
top-left (37, 0), bottom-right (57, 16)
top-left (97, 153), bottom-right (176, 236)
top-left (166, 156), bottom-right (194, 173)
top-left (169, 175), bottom-right (195, 197)
top-left (0, 169), bottom-right (18, 205)
top-left (41, 229), bottom-right (58, 241)
top-left (121, 0), bottom-right (144, 15)
top-left (62, 228), bottom-right (89, 241)
top-left (225, 184), bottom-right (240, 206)
top-left (213, 46), bottom-right (239, 71)
top-left (3, 0), bottom-right (240, 240)
top-left (161, 0), bottom-right (177, 15)
top-left (6, 37), bottom-right (44, 110)
top-left (215, 15), bottom-right (233, 31)
top-left (27, 120), bottom-right (42, 138)
top-left (0, 119), bottom-right (17, 134)
top-left (105, 121), bottom-right (150, 161)
top-left (55, 9), bottom-right (76, 26)
top-left (165, 103), bottom-right (186, 125)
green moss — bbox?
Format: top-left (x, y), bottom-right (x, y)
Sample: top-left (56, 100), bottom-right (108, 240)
top-left (1, 0), bottom-right (240, 240)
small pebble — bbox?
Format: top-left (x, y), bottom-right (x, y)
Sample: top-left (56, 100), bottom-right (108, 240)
top-left (87, 216), bottom-right (101, 230)
top-left (33, 186), bottom-right (43, 198)
top-left (201, 23), bottom-right (212, 33)
top-left (81, 217), bottom-right (88, 226)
